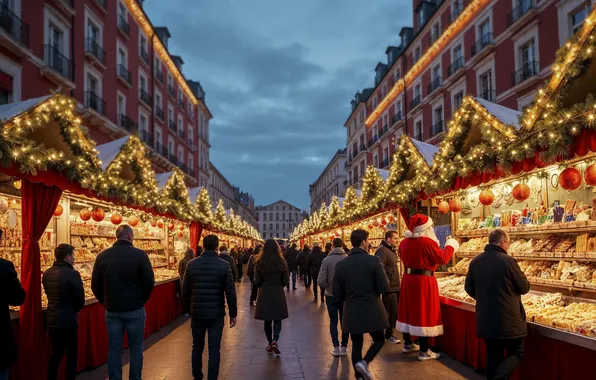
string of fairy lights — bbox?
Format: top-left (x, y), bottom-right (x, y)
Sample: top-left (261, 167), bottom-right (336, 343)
top-left (290, 8), bottom-right (596, 241)
top-left (1, 96), bottom-right (261, 241)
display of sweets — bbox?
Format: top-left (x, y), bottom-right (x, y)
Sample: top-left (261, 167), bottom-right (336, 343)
top-left (448, 258), bottom-right (471, 273)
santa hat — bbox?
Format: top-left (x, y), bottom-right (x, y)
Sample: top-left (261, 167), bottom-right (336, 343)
top-left (404, 214), bottom-right (433, 238)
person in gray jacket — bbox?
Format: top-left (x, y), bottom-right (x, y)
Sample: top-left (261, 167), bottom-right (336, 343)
top-left (318, 238), bottom-right (349, 357)
top-left (375, 230), bottom-right (402, 344)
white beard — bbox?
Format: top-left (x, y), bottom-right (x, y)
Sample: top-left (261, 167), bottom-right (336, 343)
top-left (419, 227), bottom-right (440, 246)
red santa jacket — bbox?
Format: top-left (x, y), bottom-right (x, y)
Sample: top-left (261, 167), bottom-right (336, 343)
top-left (399, 237), bottom-right (456, 271)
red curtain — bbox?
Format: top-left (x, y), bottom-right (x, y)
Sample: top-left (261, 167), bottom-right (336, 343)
top-left (18, 180), bottom-right (63, 379)
top-left (399, 206), bottom-right (410, 227)
top-left (189, 222), bottom-right (203, 256)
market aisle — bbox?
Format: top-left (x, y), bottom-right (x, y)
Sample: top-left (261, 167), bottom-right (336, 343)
top-left (77, 279), bottom-right (483, 380)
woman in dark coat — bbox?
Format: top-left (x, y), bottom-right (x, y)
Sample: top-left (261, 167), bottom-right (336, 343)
top-left (254, 239), bottom-right (289, 355)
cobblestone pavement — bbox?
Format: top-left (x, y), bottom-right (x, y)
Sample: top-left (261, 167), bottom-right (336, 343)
top-left (77, 278), bottom-right (483, 380)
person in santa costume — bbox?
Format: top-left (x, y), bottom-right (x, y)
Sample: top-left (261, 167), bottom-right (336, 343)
top-left (396, 214), bottom-right (460, 361)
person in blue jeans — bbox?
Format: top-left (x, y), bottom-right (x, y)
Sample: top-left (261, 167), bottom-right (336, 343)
top-left (92, 225), bottom-right (155, 380)
top-left (317, 238), bottom-right (349, 356)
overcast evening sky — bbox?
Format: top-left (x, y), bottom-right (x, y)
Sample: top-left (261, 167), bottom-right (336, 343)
top-left (144, 0), bottom-right (412, 211)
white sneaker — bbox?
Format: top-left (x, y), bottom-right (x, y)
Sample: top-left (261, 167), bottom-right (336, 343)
top-left (340, 346), bottom-right (348, 356)
top-left (354, 360), bottom-right (372, 380)
top-left (385, 336), bottom-right (402, 344)
top-left (402, 343), bottom-right (420, 354)
top-left (418, 349), bottom-right (441, 361)
top-left (332, 346), bottom-right (341, 357)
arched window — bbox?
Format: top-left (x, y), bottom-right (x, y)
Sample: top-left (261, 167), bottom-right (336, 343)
top-left (276, 223), bottom-right (279, 230)
top-left (269, 212), bottom-right (273, 220)
top-left (282, 212), bottom-right (285, 220)
top-left (276, 213), bottom-right (279, 221)
top-left (269, 223), bottom-right (273, 230)
top-left (263, 213), bottom-right (267, 221)
top-left (263, 224), bottom-right (267, 231)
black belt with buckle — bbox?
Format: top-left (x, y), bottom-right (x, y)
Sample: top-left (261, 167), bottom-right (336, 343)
top-left (405, 268), bottom-right (433, 276)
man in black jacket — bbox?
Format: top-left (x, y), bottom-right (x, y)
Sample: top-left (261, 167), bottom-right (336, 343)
top-left (183, 234), bottom-right (237, 380)
top-left (219, 246), bottom-right (239, 282)
top-left (284, 243), bottom-right (299, 290)
top-left (0, 240), bottom-right (26, 380)
top-left (465, 229), bottom-right (530, 380)
top-left (42, 244), bottom-right (85, 380)
top-left (307, 242), bottom-right (327, 302)
top-left (375, 230), bottom-right (402, 344)
top-left (333, 229), bottom-right (389, 380)
top-left (91, 224), bottom-right (155, 380)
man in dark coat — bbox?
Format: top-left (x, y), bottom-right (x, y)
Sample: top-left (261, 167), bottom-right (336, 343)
top-left (219, 246), bottom-right (239, 282)
top-left (178, 248), bottom-right (195, 316)
top-left (247, 246), bottom-right (261, 306)
top-left (306, 242), bottom-right (327, 302)
top-left (0, 240), bottom-right (26, 379)
top-left (333, 229), bottom-right (389, 380)
top-left (91, 225), bottom-right (155, 380)
top-left (42, 244), bottom-right (85, 380)
top-left (183, 234), bottom-right (237, 380)
top-left (284, 243), bottom-right (299, 290)
top-left (465, 229), bottom-right (530, 380)
top-left (375, 230), bottom-right (402, 344)
top-left (231, 247), bottom-right (242, 283)
top-left (296, 246), bottom-right (310, 287)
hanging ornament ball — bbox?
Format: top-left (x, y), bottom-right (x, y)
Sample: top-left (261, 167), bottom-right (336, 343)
top-left (53, 204), bottom-right (63, 217)
top-left (110, 213), bottom-right (122, 225)
top-left (381, 217), bottom-right (387, 225)
top-left (177, 231), bottom-right (184, 238)
top-left (585, 164), bottom-right (596, 186)
top-left (79, 208), bottom-right (91, 221)
top-left (479, 189), bottom-right (495, 206)
top-left (512, 183), bottom-right (531, 201)
top-left (128, 215), bottom-right (139, 227)
top-left (158, 220), bottom-right (164, 229)
top-left (438, 200), bottom-right (450, 214)
top-left (368, 224), bottom-right (374, 229)
top-left (388, 215), bottom-right (396, 223)
top-left (179, 224), bottom-right (185, 231)
top-left (168, 222), bottom-right (175, 231)
top-left (92, 208), bottom-right (105, 222)
top-left (559, 167), bottom-right (582, 190)
top-left (150, 219), bottom-right (157, 227)
top-left (449, 199), bottom-right (463, 213)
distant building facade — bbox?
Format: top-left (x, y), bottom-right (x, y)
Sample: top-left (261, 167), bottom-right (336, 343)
top-left (309, 149), bottom-right (347, 213)
top-left (256, 201), bottom-right (305, 240)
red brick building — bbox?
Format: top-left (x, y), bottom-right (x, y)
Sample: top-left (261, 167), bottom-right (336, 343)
top-left (0, 0), bottom-right (212, 188)
top-left (345, 0), bottom-right (592, 187)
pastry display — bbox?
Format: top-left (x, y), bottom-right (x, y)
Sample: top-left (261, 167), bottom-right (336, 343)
top-left (448, 258), bottom-right (471, 274)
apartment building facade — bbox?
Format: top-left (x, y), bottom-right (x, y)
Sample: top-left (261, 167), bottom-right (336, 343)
top-left (0, 0), bottom-right (211, 187)
top-left (345, 0), bottom-right (592, 187)
top-left (309, 148), bottom-right (347, 213)
top-left (256, 201), bottom-right (305, 240)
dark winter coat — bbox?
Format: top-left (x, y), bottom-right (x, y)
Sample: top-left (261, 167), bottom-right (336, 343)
top-left (178, 252), bottom-right (194, 281)
top-left (183, 250), bottom-right (238, 320)
top-left (247, 254), bottom-right (256, 282)
top-left (254, 266), bottom-right (290, 321)
top-left (241, 250), bottom-right (253, 265)
top-left (306, 246), bottom-right (327, 275)
top-left (296, 250), bottom-right (309, 271)
top-left (375, 241), bottom-right (401, 293)
top-left (91, 240), bottom-right (155, 312)
top-left (284, 247), bottom-right (299, 271)
top-left (42, 260), bottom-right (85, 330)
top-left (0, 258), bottom-right (26, 370)
top-left (465, 244), bottom-right (531, 339)
top-left (219, 251), bottom-right (239, 281)
top-left (333, 247), bottom-right (389, 334)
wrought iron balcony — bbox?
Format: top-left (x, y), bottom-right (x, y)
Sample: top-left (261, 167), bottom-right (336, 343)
top-left (44, 45), bottom-right (72, 79)
top-left (0, 5), bottom-right (29, 46)
top-left (168, 153), bottom-right (178, 166)
top-left (118, 114), bottom-right (137, 133)
top-left (368, 136), bottom-right (378, 147)
top-left (392, 111), bottom-right (402, 125)
top-left (471, 33), bottom-right (494, 57)
top-left (178, 127), bottom-right (185, 140)
top-left (179, 163), bottom-right (188, 173)
top-left (140, 88), bottom-right (152, 107)
top-left (511, 60), bottom-right (539, 86)
top-left (84, 91), bottom-right (105, 115)
top-left (414, 133), bottom-right (424, 141)
top-left (478, 89), bottom-right (496, 101)
top-left (447, 57), bottom-right (464, 77)
top-left (507, 0), bottom-right (536, 27)
top-left (431, 120), bottom-right (444, 136)
top-left (169, 119), bottom-right (177, 132)
top-left (84, 38), bottom-right (105, 64)
top-left (189, 169), bottom-right (196, 178)
top-left (139, 129), bottom-right (154, 147)
top-left (410, 95), bottom-right (421, 109)
top-left (168, 85), bottom-right (175, 98)
top-left (118, 15), bottom-right (129, 37)
top-left (379, 125), bottom-right (388, 137)
top-left (140, 48), bottom-right (149, 65)
top-left (155, 142), bottom-right (168, 158)
top-left (427, 77), bottom-right (442, 95)
top-left (155, 106), bottom-right (164, 120)
top-left (155, 68), bottom-right (164, 83)
top-left (359, 144), bottom-right (366, 152)
top-left (117, 64), bottom-right (132, 86)
top-left (381, 158), bottom-right (390, 168)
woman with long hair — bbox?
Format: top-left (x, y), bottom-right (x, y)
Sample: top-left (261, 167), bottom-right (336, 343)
top-left (254, 239), bottom-right (289, 355)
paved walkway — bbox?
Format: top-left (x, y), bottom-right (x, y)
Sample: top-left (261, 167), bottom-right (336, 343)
top-left (77, 278), bottom-right (483, 380)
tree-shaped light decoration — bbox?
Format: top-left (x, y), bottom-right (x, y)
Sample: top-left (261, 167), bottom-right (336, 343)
top-left (196, 188), bottom-right (213, 223)
top-left (214, 199), bottom-right (226, 228)
top-left (358, 166), bottom-right (385, 217)
top-left (341, 187), bottom-right (359, 221)
top-left (327, 196), bottom-right (341, 227)
top-left (318, 202), bottom-right (328, 229)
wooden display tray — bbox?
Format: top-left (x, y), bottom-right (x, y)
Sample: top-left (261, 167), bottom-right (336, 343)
top-left (456, 223), bottom-right (596, 238)
top-left (70, 234), bottom-right (163, 240)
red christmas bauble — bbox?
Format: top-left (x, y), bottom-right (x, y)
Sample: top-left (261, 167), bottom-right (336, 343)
top-left (388, 215), bottom-right (396, 223)
top-left (479, 189), bottom-right (495, 206)
top-left (438, 200), bottom-right (450, 214)
top-left (79, 208), bottom-right (91, 221)
top-left (559, 167), bottom-right (582, 190)
top-left (449, 199), bottom-right (463, 213)
top-left (168, 222), bottom-right (175, 231)
top-left (368, 224), bottom-right (374, 229)
top-left (158, 220), bottom-right (164, 229)
top-left (179, 224), bottom-right (185, 231)
top-left (53, 204), bottom-right (63, 217)
top-left (150, 219), bottom-right (157, 227)
top-left (110, 213), bottom-right (122, 225)
top-left (177, 231), bottom-right (184, 238)
top-left (512, 184), bottom-right (530, 201)
top-left (585, 164), bottom-right (596, 186)
top-left (128, 215), bottom-right (139, 227)
top-left (92, 208), bottom-right (105, 222)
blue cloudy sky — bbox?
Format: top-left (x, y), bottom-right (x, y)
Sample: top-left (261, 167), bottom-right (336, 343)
top-left (144, 0), bottom-right (412, 210)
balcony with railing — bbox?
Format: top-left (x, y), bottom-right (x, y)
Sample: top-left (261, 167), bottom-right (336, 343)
top-left (431, 120), bottom-right (444, 137)
top-left (414, 133), bottom-right (424, 141)
top-left (427, 77), bottom-right (442, 95)
top-left (139, 88), bottom-right (152, 108)
top-left (140, 129), bottom-right (153, 147)
top-left (179, 163), bottom-right (188, 173)
top-left (84, 38), bottom-right (105, 65)
top-left (117, 64), bottom-right (132, 87)
top-left (155, 142), bottom-right (168, 158)
top-left (381, 158), bottom-right (390, 168)
top-left (43, 45), bottom-right (73, 81)
top-left (118, 15), bottom-right (129, 37)
top-left (410, 95), bottom-right (421, 110)
top-left (0, 5), bottom-right (30, 47)
top-left (368, 136), bottom-right (378, 147)
top-left (478, 89), bottom-right (496, 102)
top-left (471, 33), bottom-right (494, 57)
top-left (140, 48), bottom-right (149, 65)
top-left (189, 169), bottom-right (196, 178)
top-left (379, 125), bottom-right (388, 137)
top-left (178, 127), bottom-right (185, 140)
top-left (168, 153), bottom-right (178, 166)
top-left (511, 60), bottom-right (539, 86)
top-left (118, 114), bottom-right (136, 133)
top-left (447, 57), bottom-right (464, 78)
top-left (507, 0), bottom-right (536, 27)
top-left (169, 120), bottom-right (177, 132)
top-left (168, 85), bottom-right (175, 98)
top-left (155, 106), bottom-right (164, 121)
top-left (84, 91), bottom-right (105, 115)
top-left (359, 144), bottom-right (366, 153)
top-left (155, 68), bottom-right (164, 83)
top-left (392, 111), bottom-right (402, 125)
